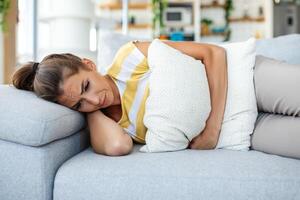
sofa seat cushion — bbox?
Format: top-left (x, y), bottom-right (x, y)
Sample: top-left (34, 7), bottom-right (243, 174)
top-left (0, 85), bottom-right (86, 146)
top-left (54, 145), bottom-right (300, 200)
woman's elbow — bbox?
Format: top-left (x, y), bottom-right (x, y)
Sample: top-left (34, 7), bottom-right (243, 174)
top-left (99, 136), bottom-right (133, 156)
top-left (106, 142), bottom-right (133, 156)
top-left (211, 45), bottom-right (226, 57)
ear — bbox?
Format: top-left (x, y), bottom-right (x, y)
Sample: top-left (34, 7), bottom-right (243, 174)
top-left (82, 58), bottom-right (97, 71)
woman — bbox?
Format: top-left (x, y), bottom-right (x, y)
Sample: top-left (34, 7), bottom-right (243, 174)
top-left (12, 40), bottom-right (228, 156)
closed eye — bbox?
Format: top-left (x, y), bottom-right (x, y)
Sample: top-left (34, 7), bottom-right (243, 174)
top-left (85, 80), bottom-right (90, 92)
top-left (76, 101), bottom-right (82, 110)
top-left (74, 80), bottom-right (90, 111)
top-left (76, 81), bottom-right (89, 110)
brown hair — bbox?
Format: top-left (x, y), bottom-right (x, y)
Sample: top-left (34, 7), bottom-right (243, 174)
top-left (12, 53), bottom-right (86, 103)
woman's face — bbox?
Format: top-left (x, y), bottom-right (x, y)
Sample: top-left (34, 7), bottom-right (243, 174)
top-left (57, 59), bottom-right (115, 113)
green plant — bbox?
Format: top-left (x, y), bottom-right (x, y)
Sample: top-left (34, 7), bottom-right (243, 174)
top-left (151, 0), bottom-right (168, 38)
top-left (0, 0), bottom-right (10, 32)
top-left (224, 0), bottom-right (233, 41)
top-left (201, 18), bottom-right (213, 26)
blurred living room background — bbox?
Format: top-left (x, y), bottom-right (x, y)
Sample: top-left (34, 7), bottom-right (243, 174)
top-left (0, 0), bottom-right (300, 85)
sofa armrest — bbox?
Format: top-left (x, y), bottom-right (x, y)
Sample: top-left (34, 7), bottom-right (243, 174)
top-left (0, 85), bottom-right (87, 147)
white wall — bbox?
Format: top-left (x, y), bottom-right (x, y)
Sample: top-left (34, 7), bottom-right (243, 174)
top-left (17, 0), bottom-right (35, 64)
top-left (38, 0), bottom-right (96, 62)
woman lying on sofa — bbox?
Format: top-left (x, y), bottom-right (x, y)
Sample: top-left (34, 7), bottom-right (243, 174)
top-left (11, 40), bottom-right (228, 156)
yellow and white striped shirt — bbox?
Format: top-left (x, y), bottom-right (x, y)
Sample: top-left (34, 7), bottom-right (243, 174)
top-left (106, 41), bottom-right (150, 144)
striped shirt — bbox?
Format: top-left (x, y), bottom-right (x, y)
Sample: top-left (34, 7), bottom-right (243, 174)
top-left (106, 41), bottom-right (150, 144)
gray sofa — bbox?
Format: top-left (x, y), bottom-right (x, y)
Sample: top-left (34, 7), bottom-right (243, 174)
top-left (1, 34), bottom-right (300, 200)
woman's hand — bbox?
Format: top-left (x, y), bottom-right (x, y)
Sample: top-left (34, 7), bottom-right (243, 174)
top-left (188, 126), bottom-right (220, 150)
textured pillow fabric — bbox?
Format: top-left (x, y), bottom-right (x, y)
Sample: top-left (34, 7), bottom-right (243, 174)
top-left (140, 39), bottom-right (211, 152)
top-left (0, 85), bottom-right (86, 146)
top-left (141, 38), bottom-right (258, 152)
top-left (251, 56), bottom-right (300, 159)
top-left (215, 38), bottom-right (258, 150)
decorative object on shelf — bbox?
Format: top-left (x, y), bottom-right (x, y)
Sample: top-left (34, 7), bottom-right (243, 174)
top-left (0, 0), bottom-right (10, 32)
top-left (201, 18), bottom-right (213, 36)
top-left (151, 0), bottom-right (168, 38)
top-left (211, 26), bottom-right (226, 35)
top-left (258, 6), bottom-right (264, 17)
top-left (242, 1), bottom-right (250, 19)
top-left (170, 31), bottom-right (184, 41)
top-left (224, 0), bottom-right (234, 41)
top-left (254, 29), bottom-right (263, 39)
top-left (129, 14), bottom-right (136, 24)
top-left (212, 0), bottom-right (219, 6)
top-left (159, 34), bottom-right (169, 40)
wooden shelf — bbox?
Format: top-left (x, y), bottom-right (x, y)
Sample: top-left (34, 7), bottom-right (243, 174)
top-left (99, 2), bottom-right (150, 10)
top-left (201, 31), bottom-right (226, 37)
top-left (201, 3), bottom-right (225, 9)
top-left (116, 23), bottom-right (151, 30)
top-left (229, 16), bottom-right (265, 22)
top-left (168, 0), bottom-right (194, 3)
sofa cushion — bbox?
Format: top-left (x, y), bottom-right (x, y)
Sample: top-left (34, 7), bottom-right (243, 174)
top-left (54, 145), bottom-right (300, 200)
top-left (0, 85), bottom-right (86, 146)
top-left (252, 113), bottom-right (300, 159)
top-left (254, 56), bottom-right (300, 116)
top-left (256, 34), bottom-right (300, 65)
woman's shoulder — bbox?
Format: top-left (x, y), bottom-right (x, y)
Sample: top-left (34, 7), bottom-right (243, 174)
top-left (115, 41), bottom-right (135, 54)
top-left (117, 40), bottom-right (151, 58)
top-left (106, 40), bottom-right (149, 79)
top-left (112, 40), bottom-right (148, 63)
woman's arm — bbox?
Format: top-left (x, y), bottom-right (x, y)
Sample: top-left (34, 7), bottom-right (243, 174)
top-left (135, 40), bottom-right (228, 149)
top-left (87, 110), bottom-right (133, 156)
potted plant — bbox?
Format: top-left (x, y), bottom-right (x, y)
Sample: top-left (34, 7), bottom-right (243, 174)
top-left (224, 0), bottom-right (234, 41)
top-left (201, 18), bottom-right (213, 36)
top-left (0, 0), bottom-right (10, 32)
top-left (151, 0), bottom-right (168, 38)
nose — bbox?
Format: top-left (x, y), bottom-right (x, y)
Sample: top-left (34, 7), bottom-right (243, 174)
top-left (83, 93), bottom-right (100, 106)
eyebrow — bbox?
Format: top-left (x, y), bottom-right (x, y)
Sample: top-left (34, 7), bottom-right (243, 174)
top-left (71, 80), bottom-right (84, 110)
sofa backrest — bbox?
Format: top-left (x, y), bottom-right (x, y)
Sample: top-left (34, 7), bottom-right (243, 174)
top-left (256, 34), bottom-right (300, 65)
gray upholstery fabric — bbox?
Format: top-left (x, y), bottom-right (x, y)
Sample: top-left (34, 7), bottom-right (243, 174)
top-left (54, 145), bottom-right (300, 200)
top-left (254, 56), bottom-right (300, 116)
top-left (256, 34), bottom-right (300, 65)
top-left (0, 85), bottom-right (86, 146)
top-left (0, 128), bottom-right (90, 200)
top-left (252, 113), bottom-right (300, 159)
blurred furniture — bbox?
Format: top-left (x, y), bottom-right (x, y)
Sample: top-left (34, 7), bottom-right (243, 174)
top-left (273, 3), bottom-right (300, 36)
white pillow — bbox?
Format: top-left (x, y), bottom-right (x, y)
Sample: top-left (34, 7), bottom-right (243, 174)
top-left (216, 38), bottom-right (258, 150)
top-left (140, 39), bottom-right (211, 152)
top-left (140, 38), bottom-right (258, 152)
